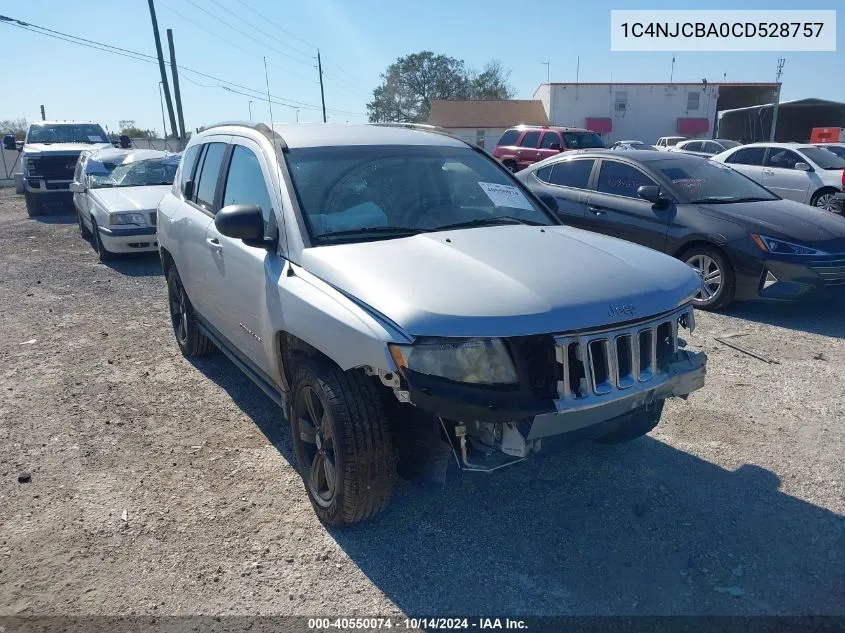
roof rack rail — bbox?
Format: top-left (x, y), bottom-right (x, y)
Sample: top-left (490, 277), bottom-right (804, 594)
top-left (199, 120), bottom-right (287, 149)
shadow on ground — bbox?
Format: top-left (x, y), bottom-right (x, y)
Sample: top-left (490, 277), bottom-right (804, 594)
top-left (188, 349), bottom-right (845, 617)
top-left (30, 211), bottom-right (77, 224)
top-left (722, 298), bottom-right (845, 338)
top-left (103, 252), bottom-right (163, 277)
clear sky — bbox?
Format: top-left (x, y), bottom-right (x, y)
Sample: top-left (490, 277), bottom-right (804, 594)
top-left (2, 0), bottom-right (843, 135)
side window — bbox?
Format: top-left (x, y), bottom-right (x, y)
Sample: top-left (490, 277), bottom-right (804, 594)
top-left (596, 161), bottom-right (656, 198)
top-left (222, 145), bottom-right (276, 233)
top-left (497, 129), bottom-right (520, 147)
top-left (684, 141), bottom-right (702, 152)
top-left (539, 132), bottom-right (561, 149)
top-left (194, 143), bottom-right (227, 211)
top-left (727, 147), bottom-right (766, 166)
top-left (548, 159), bottom-right (595, 189)
top-left (703, 142), bottom-right (721, 154)
top-left (179, 144), bottom-right (201, 197)
top-left (765, 149), bottom-right (801, 169)
top-left (535, 165), bottom-right (553, 182)
top-left (519, 131), bottom-right (541, 148)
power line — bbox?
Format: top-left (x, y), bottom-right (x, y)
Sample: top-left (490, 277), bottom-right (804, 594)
top-left (183, 0), bottom-right (312, 67)
top-left (205, 0), bottom-right (313, 63)
top-left (0, 14), bottom-right (364, 117)
top-left (158, 1), bottom-right (314, 82)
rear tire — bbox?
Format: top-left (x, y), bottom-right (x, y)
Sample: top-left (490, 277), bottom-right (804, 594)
top-left (593, 400), bottom-right (665, 444)
top-left (24, 193), bottom-right (44, 217)
top-left (503, 160), bottom-right (518, 173)
top-left (681, 245), bottom-right (735, 310)
top-left (290, 357), bottom-right (396, 526)
top-left (166, 265), bottom-right (215, 357)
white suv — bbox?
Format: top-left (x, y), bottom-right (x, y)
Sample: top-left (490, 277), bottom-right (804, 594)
top-left (157, 122), bottom-right (706, 525)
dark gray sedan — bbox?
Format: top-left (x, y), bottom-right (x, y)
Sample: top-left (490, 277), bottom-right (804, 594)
top-left (517, 150), bottom-right (845, 309)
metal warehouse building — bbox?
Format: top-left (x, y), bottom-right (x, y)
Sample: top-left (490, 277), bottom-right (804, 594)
top-left (533, 82), bottom-right (780, 145)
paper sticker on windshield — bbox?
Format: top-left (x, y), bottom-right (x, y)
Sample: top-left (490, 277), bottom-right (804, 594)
top-left (87, 135), bottom-right (104, 142)
top-left (477, 182), bottom-right (534, 210)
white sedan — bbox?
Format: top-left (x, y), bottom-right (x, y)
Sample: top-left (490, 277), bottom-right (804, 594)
top-left (71, 149), bottom-right (180, 260)
top-left (712, 142), bottom-right (845, 212)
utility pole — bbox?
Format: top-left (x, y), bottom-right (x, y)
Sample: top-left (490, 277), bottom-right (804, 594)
top-left (40, 105), bottom-right (46, 121)
top-left (166, 28), bottom-right (187, 148)
top-left (769, 58), bottom-right (786, 142)
top-left (158, 82), bottom-right (167, 140)
top-left (670, 55), bottom-right (676, 83)
top-left (317, 50), bottom-right (327, 123)
top-left (248, 100), bottom-right (253, 121)
top-left (148, 0), bottom-right (178, 140)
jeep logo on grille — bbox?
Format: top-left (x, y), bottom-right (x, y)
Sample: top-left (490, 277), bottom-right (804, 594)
top-left (608, 304), bottom-right (636, 318)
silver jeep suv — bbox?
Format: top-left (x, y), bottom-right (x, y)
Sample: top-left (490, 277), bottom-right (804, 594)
top-left (157, 122), bottom-right (707, 525)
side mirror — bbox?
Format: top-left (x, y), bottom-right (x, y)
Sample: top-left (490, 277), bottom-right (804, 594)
top-left (549, 142), bottom-right (561, 151)
top-left (119, 135), bottom-right (131, 149)
top-left (70, 182), bottom-right (86, 193)
top-left (637, 185), bottom-right (666, 205)
top-left (537, 192), bottom-right (558, 212)
top-left (182, 179), bottom-right (194, 200)
top-left (793, 162), bottom-right (812, 171)
top-left (3, 134), bottom-right (18, 150)
top-left (214, 203), bottom-right (265, 242)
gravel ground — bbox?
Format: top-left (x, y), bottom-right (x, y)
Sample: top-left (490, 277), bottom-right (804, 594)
top-left (1, 187), bottom-right (843, 618)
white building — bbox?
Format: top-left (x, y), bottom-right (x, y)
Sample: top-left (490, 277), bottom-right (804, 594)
top-left (533, 82), bottom-right (779, 145)
top-left (428, 100), bottom-right (548, 150)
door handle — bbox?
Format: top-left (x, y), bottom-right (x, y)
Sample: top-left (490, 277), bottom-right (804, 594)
top-left (762, 169), bottom-right (774, 175)
top-left (206, 237), bottom-right (223, 251)
top-left (588, 205), bottom-right (605, 216)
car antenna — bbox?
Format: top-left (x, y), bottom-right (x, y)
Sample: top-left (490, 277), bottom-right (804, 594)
top-left (264, 56), bottom-right (292, 274)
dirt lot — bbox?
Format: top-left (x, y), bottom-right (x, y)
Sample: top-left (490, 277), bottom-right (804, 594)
top-left (1, 186), bottom-right (843, 618)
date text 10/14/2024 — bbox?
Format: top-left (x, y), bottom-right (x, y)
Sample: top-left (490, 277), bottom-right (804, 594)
top-left (307, 618), bottom-right (528, 630)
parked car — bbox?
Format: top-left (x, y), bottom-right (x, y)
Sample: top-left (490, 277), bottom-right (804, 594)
top-left (611, 140), bottom-right (655, 151)
top-left (670, 138), bottom-right (741, 158)
top-left (71, 148), bottom-right (179, 261)
top-left (517, 150), bottom-right (845, 310)
top-left (712, 142), bottom-right (845, 212)
top-left (3, 121), bottom-right (130, 217)
top-left (492, 125), bottom-right (605, 172)
top-left (157, 122), bottom-right (706, 525)
top-left (655, 136), bottom-right (687, 150)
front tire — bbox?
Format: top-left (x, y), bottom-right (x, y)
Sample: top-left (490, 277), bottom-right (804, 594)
top-left (77, 210), bottom-right (91, 239)
top-left (811, 189), bottom-right (840, 213)
top-left (290, 358), bottom-right (396, 526)
top-left (90, 220), bottom-right (116, 262)
top-left (24, 193), bottom-right (44, 217)
top-left (166, 265), bottom-right (214, 357)
top-left (682, 245), bottom-right (735, 310)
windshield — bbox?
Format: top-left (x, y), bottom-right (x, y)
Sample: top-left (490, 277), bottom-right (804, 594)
top-left (799, 147), bottom-right (845, 170)
top-left (654, 157), bottom-right (779, 203)
top-left (563, 132), bottom-right (605, 149)
top-left (817, 145), bottom-right (845, 160)
top-left (90, 157), bottom-right (179, 189)
top-left (286, 145), bottom-right (554, 244)
top-left (27, 123), bottom-right (109, 145)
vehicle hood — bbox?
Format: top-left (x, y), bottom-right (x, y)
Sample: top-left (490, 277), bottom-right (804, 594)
top-left (90, 185), bottom-right (171, 213)
top-left (697, 199), bottom-right (845, 250)
top-left (23, 142), bottom-right (113, 155)
top-left (301, 225), bottom-right (701, 338)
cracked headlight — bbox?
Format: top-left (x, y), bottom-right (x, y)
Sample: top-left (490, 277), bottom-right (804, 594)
top-left (108, 212), bottom-right (147, 226)
top-left (751, 233), bottom-right (826, 256)
top-left (389, 339), bottom-right (518, 385)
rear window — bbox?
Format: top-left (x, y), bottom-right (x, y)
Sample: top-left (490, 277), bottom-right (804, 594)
top-left (799, 147), bottom-right (845, 170)
top-left (548, 159), bottom-right (594, 189)
top-left (562, 132), bottom-right (605, 149)
top-left (194, 143), bottom-right (227, 210)
top-left (496, 130), bottom-right (520, 147)
top-left (726, 147), bottom-right (766, 166)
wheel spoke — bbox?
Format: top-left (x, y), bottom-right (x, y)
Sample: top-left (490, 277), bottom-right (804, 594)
top-left (304, 389), bottom-right (322, 431)
top-left (701, 283), bottom-right (714, 299)
top-left (323, 452), bottom-right (337, 493)
top-left (704, 270), bottom-right (721, 284)
top-left (310, 452), bottom-right (326, 492)
top-left (321, 411), bottom-right (332, 441)
top-left (299, 418), bottom-right (317, 444)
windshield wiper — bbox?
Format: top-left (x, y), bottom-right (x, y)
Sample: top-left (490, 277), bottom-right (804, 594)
top-left (435, 216), bottom-right (546, 231)
top-left (691, 196), bottom-right (771, 204)
top-left (312, 226), bottom-right (431, 242)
